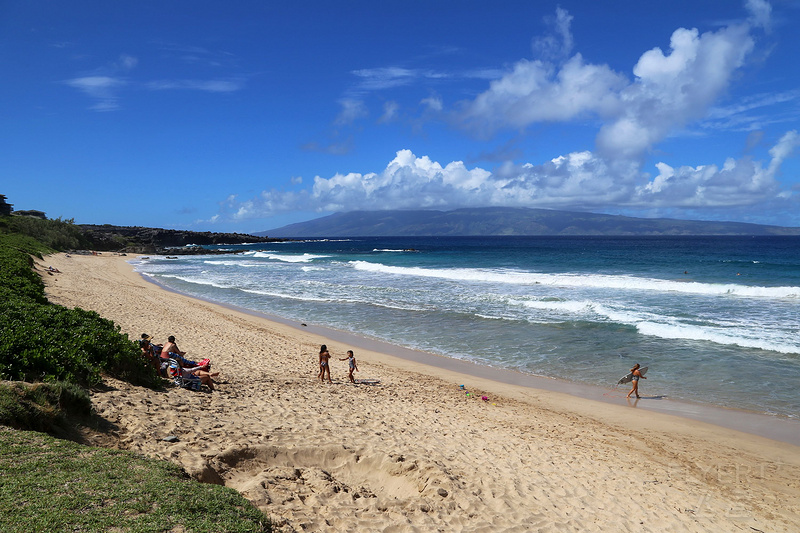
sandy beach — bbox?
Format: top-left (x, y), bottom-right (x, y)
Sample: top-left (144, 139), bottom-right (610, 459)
top-left (38, 252), bottom-right (800, 532)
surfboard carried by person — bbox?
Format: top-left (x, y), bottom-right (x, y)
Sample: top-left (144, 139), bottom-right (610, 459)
top-left (625, 363), bottom-right (647, 399)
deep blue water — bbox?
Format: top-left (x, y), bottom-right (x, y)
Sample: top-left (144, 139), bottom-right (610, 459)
top-left (132, 236), bottom-right (800, 418)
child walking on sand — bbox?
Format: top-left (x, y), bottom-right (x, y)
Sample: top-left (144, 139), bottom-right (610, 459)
top-left (339, 350), bottom-right (358, 383)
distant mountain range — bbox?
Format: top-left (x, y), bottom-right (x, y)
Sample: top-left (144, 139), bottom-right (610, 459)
top-left (257, 207), bottom-right (800, 237)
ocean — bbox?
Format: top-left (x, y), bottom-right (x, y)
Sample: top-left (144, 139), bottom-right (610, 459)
top-left (131, 236), bottom-right (800, 419)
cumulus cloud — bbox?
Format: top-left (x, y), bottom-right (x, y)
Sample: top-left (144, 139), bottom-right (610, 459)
top-left (458, 54), bottom-right (627, 133)
top-left (224, 2), bottom-right (796, 224)
top-left (228, 133), bottom-right (796, 219)
top-left (459, 4), bottom-right (760, 164)
top-left (633, 132), bottom-right (797, 208)
top-left (597, 22), bottom-right (754, 160)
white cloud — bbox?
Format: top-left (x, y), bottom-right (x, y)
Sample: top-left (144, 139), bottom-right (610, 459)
top-left (703, 90), bottom-right (800, 131)
top-left (351, 67), bottom-right (419, 90)
top-left (459, 4), bottom-right (761, 164)
top-left (597, 22), bottom-right (755, 160)
top-left (634, 130), bottom-right (797, 207)
top-left (227, 133), bottom-right (797, 219)
top-left (335, 98), bottom-right (368, 126)
top-left (64, 76), bottom-right (126, 111)
top-left (532, 6), bottom-right (574, 60)
top-left (459, 54), bottom-right (627, 133)
top-left (746, 0), bottom-right (772, 30)
top-left (146, 79), bottom-right (244, 92)
top-left (379, 100), bottom-right (399, 123)
top-left (421, 95), bottom-right (442, 112)
top-left (222, 2), bottom-right (796, 224)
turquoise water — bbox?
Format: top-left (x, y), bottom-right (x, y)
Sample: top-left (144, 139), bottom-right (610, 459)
top-left (132, 236), bottom-right (800, 418)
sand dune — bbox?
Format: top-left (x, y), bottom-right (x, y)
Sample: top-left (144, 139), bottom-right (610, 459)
top-left (39, 253), bottom-right (800, 532)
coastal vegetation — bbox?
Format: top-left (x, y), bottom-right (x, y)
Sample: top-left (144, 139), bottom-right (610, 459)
top-left (0, 230), bottom-right (158, 388)
top-left (0, 212), bottom-right (91, 251)
top-left (0, 215), bottom-right (273, 532)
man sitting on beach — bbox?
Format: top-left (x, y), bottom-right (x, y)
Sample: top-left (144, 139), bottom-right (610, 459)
top-left (161, 335), bottom-right (209, 369)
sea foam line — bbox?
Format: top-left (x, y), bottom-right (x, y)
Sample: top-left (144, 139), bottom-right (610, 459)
top-left (253, 252), bottom-right (330, 263)
top-left (349, 261), bottom-right (800, 299)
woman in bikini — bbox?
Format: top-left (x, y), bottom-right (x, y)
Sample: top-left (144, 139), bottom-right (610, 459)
top-left (626, 363), bottom-right (646, 399)
top-left (318, 344), bottom-right (332, 383)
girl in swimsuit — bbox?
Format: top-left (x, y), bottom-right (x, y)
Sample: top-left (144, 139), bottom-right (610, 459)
top-left (318, 345), bottom-right (332, 383)
top-left (626, 363), bottom-right (646, 399)
top-left (339, 350), bottom-right (358, 383)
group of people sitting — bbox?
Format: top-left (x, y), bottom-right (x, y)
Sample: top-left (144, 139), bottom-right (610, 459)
top-left (139, 334), bottom-right (219, 391)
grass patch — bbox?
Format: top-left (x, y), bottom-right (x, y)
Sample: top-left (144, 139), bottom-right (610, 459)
top-left (0, 381), bottom-right (90, 436)
top-left (0, 427), bottom-right (272, 532)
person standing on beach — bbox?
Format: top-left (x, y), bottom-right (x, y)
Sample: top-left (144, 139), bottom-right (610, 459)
top-left (318, 344), bottom-right (332, 383)
top-left (339, 350), bottom-right (358, 383)
top-left (626, 363), bottom-right (646, 399)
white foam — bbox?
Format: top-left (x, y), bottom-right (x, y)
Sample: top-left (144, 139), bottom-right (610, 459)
top-left (349, 261), bottom-right (800, 299)
top-left (202, 260), bottom-right (264, 267)
top-left (253, 252), bottom-right (330, 263)
top-left (158, 274), bottom-right (233, 290)
top-left (635, 321), bottom-right (799, 354)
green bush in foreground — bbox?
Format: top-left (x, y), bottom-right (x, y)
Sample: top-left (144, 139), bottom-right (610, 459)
top-left (0, 427), bottom-right (272, 533)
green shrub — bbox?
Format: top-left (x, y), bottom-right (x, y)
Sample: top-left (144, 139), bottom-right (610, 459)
top-left (0, 237), bottom-right (49, 305)
top-left (4, 216), bottom-right (89, 251)
top-left (0, 301), bottom-right (161, 388)
top-left (0, 232), bottom-right (161, 390)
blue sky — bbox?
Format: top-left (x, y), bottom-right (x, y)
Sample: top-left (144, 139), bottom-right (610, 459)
top-left (2, 0), bottom-right (800, 232)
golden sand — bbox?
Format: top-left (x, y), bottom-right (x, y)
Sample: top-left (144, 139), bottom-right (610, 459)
top-left (39, 252), bottom-right (800, 532)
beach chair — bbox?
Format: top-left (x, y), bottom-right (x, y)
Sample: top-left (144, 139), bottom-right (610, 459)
top-left (167, 358), bottom-right (202, 391)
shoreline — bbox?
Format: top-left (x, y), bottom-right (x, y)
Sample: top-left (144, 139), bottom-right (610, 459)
top-left (39, 252), bottom-right (800, 532)
top-left (139, 266), bottom-right (800, 446)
